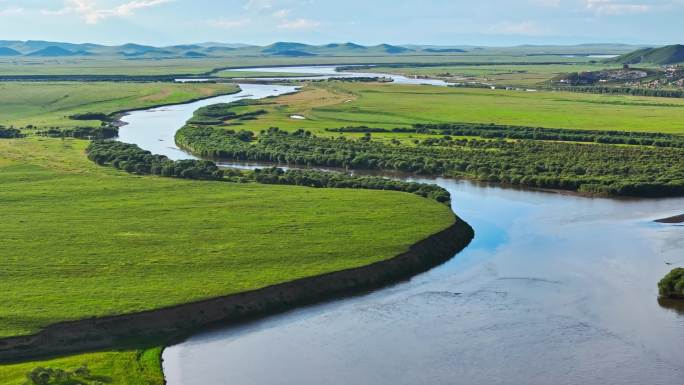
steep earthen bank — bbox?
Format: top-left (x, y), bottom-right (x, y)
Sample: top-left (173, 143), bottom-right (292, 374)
top-left (0, 217), bottom-right (473, 363)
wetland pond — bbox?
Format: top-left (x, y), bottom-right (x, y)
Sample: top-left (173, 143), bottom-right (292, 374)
top-left (118, 67), bottom-right (684, 385)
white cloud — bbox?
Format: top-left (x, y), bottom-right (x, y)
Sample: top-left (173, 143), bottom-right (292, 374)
top-left (584, 0), bottom-right (651, 15)
top-left (43, 0), bottom-right (172, 24)
top-left (0, 6), bottom-right (22, 16)
top-left (532, 0), bottom-right (561, 6)
top-left (277, 17), bottom-right (320, 29)
top-left (244, 0), bottom-right (274, 10)
top-left (270, 5), bottom-right (319, 30)
top-left (209, 17), bottom-right (251, 29)
top-left (272, 8), bottom-right (290, 18)
top-left (488, 21), bottom-right (544, 36)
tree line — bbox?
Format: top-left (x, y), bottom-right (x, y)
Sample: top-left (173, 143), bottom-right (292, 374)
top-left (554, 86), bottom-right (684, 99)
top-left (0, 126), bottom-right (23, 138)
top-left (327, 122), bottom-right (684, 148)
top-left (86, 140), bottom-right (451, 203)
top-left (176, 125), bottom-right (684, 198)
top-left (87, 140), bottom-right (225, 180)
top-left (39, 126), bottom-right (119, 139)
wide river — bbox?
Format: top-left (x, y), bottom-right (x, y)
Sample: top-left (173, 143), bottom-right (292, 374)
top-left (119, 67), bottom-right (684, 385)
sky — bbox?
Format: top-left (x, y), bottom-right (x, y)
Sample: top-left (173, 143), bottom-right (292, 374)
top-left (0, 0), bottom-right (682, 46)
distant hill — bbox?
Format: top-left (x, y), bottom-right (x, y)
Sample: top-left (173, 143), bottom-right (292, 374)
top-left (423, 48), bottom-right (466, 53)
top-left (184, 51), bottom-right (207, 57)
top-left (0, 39), bottom-right (635, 60)
top-left (611, 45), bottom-right (684, 65)
top-left (271, 50), bottom-right (317, 57)
top-left (377, 44), bottom-right (412, 54)
top-left (262, 42), bottom-right (311, 54)
top-left (26, 46), bottom-right (80, 57)
top-left (0, 47), bottom-right (21, 56)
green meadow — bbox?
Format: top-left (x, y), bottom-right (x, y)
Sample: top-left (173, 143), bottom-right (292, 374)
top-left (225, 82), bottom-right (684, 135)
top-left (0, 136), bottom-right (453, 382)
top-left (0, 82), bottom-right (239, 129)
top-left (0, 348), bottom-right (163, 385)
top-left (357, 63), bottom-right (623, 87)
top-left (0, 138), bottom-right (454, 339)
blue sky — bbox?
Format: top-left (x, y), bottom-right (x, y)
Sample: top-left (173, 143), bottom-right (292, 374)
top-left (0, 0), bottom-right (682, 46)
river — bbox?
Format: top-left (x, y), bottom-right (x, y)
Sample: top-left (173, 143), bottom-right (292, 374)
top-left (118, 67), bottom-right (684, 385)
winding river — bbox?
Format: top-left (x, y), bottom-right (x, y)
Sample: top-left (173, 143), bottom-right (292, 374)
top-left (118, 67), bottom-right (684, 385)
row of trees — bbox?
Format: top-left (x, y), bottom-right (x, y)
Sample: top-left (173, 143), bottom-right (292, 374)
top-left (86, 140), bottom-right (225, 180)
top-left (327, 122), bottom-right (684, 148)
top-left (0, 126), bottom-right (23, 138)
top-left (253, 167), bottom-right (451, 203)
top-left (555, 86), bottom-right (684, 99)
top-left (86, 140), bottom-right (450, 203)
top-left (176, 126), bottom-right (684, 198)
top-left (39, 126), bottom-right (119, 140)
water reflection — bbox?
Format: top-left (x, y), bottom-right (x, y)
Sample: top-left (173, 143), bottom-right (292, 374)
top-left (658, 297), bottom-right (684, 315)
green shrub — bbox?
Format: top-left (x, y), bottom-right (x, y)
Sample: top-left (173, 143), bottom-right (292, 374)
top-left (658, 268), bottom-right (684, 299)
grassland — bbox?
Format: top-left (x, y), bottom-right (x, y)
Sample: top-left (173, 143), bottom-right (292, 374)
top-left (0, 136), bottom-right (454, 382)
top-left (224, 82), bottom-right (684, 135)
top-left (0, 53), bottom-right (596, 77)
top-left (0, 137), bottom-right (455, 339)
top-left (0, 348), bottom-right (163, 385)
top-left (0, 82), bottom-right (239, 129)
top-left (355, 63), bottom-right (623, 87)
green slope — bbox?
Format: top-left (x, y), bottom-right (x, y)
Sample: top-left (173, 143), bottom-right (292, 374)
top-left (611, 44), bottom-right (684, 65)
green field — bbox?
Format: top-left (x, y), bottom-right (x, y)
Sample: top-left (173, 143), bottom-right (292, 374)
top-left (356, 63), bottom-right (623, 87)
top-left (0, 82), bottom-right (239, 129)
top-left (226, 82), bottom-right (684, 135)
top-left (0, 137), bottom-right (454, 338)
top-left (0, 53), bottom-right (597, 77)
top-left (0, 348), bottom-right (163, 385)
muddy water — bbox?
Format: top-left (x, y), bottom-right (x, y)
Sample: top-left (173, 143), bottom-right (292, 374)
top-left (116, 69), bottom-right (684, 385)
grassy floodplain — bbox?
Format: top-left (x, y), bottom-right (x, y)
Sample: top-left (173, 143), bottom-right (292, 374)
top-left (223, 82), bottom-right (684, 135)
top-left (354, 63), bottom-right (624, 87)
top-left (0, 138), bottom-right (454, 338)
top-left (0, 136), bottom-right (455, 384)
top-left (0, 52), bottom-right (600, 76)
top-left (0, 82), bottom-right (239, 129)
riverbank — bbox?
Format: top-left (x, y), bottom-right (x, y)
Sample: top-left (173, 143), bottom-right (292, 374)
top-left (108, 86), bottom-right (243, 128)
top-left (655, 214), bottom-right (684, 223)
top-left (0, 217), bottom-right (472, 362)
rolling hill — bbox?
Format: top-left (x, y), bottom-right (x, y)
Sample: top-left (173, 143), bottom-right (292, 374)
top-left (0, 47), bottom-right (20, 56)
top-left (611, 44), bottom-right (684, 65)
top-left (26, 46), bottom-right (82, 57)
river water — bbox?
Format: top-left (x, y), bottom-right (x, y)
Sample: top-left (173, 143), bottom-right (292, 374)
top-left (118, 67), bottom-right (684, 385)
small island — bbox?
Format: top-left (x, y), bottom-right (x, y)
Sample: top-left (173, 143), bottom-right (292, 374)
top-left (659, 268), bottom-right (684, 299)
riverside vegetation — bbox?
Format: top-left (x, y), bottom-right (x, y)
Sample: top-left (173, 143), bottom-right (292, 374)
top-left (659, 268), bottom-right (684, 299)
top-left (175, 95), bottom-right (684, 197)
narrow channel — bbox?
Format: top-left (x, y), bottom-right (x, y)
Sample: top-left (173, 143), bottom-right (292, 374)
top-left (117, 67), bottom-right (684, 385)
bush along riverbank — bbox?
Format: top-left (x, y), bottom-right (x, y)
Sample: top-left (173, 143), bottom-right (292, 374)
top-left (86, 140), bottom-right (451, 203)
top-left (659, 268), bottom-right (684, 299)
top-left (175, 124), bottom-right (684, 198)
